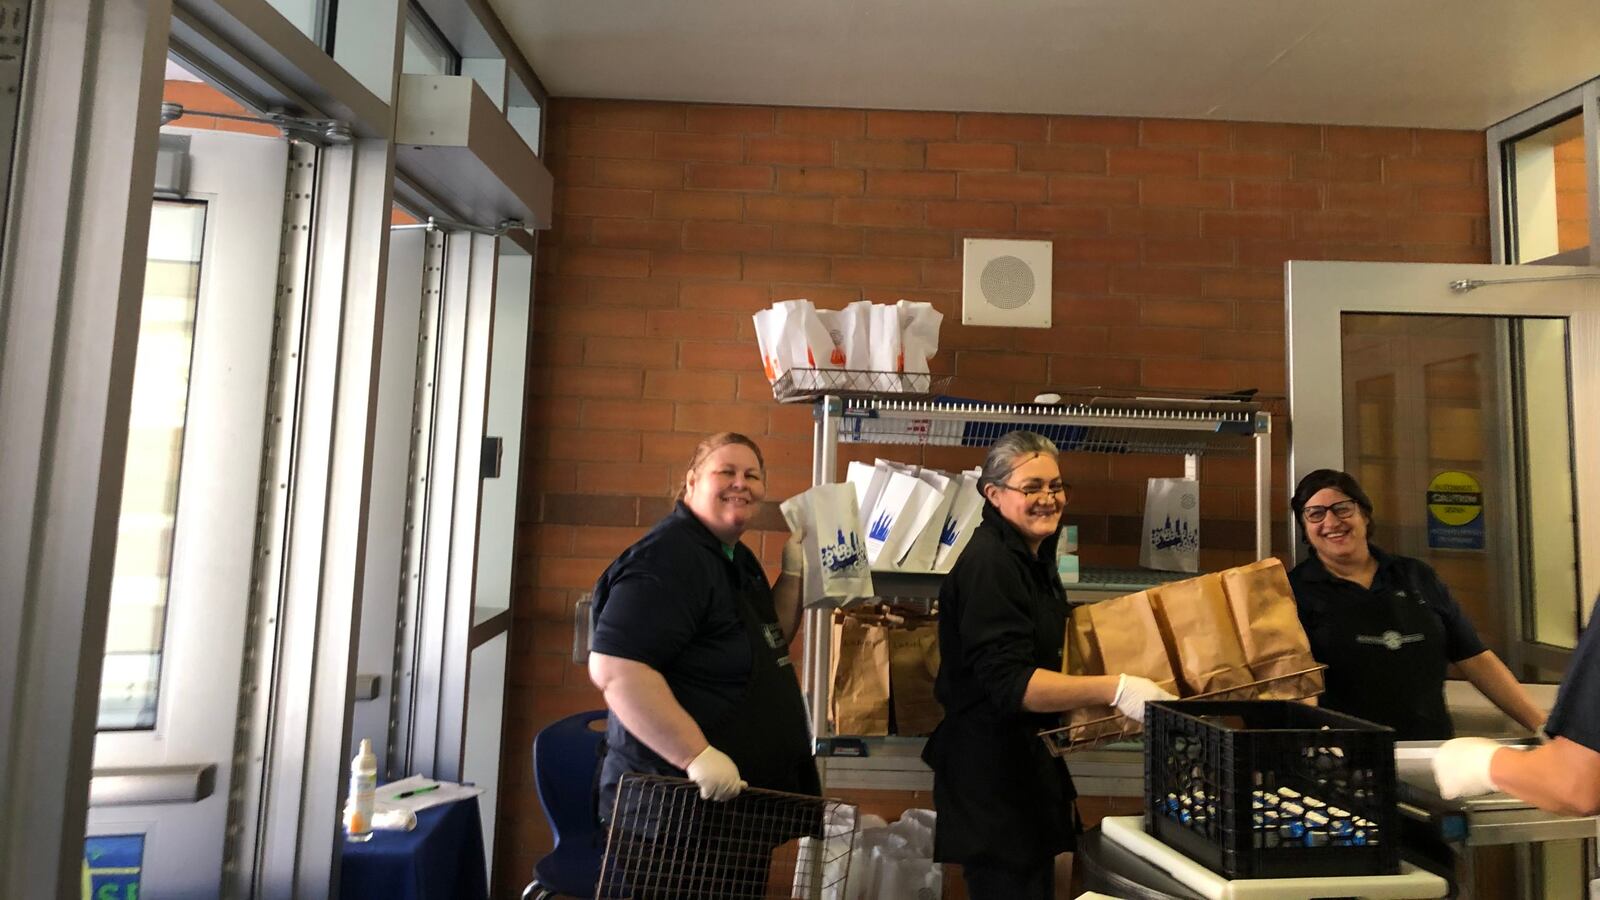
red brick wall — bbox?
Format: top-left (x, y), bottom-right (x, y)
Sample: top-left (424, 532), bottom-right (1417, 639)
top-left (493, 98), bottom-right (1488, 896)
top-left (1555, 130), bottom-right (1589, 252)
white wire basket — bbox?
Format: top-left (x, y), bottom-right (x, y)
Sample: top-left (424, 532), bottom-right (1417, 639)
top-left (770, 368), bottom-right (951, 403)
top-left (598, 775), bottom-right (859, 900)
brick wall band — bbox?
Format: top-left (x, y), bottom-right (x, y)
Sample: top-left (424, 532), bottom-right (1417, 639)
top-left (495, 98), bottom-right (1489, 896)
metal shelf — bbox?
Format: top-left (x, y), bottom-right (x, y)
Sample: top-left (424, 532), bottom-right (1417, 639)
top-left (802, 390), bottom-right (1276, 779)
top-left (837, 395), bottom-right (1269, 456)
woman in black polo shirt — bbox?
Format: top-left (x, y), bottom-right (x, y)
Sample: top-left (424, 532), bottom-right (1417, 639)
top-left (587, 432), bottom-right (818, 895)
top-left (1288, 469), bottom-right (1545, 740)
top-left (589, 431), bottom-right (816, 803)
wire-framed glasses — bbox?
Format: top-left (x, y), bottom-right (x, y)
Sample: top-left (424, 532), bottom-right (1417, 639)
top-left (995, 480), bottom-right (1072, 505)
top-left (1302, 499), bottom-right (1360, 524)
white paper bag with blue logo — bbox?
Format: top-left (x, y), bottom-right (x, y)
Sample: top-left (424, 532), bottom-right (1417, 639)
top-left (897, 468), bottom-right (954, 571)
top-left (1140, 477), bottom-right (1200, 573)
top-left (863, 469), bottom-right (935, 569)
top-left (781, 484), bottom-right (874, 607)
top-left (933, 469), bottom-right (982, 573)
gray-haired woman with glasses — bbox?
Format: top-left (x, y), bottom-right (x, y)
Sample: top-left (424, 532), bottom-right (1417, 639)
top-left (1288, 468), bottom-right (1545, 741)
top-left (923, 430), bottom-right (1174, 900)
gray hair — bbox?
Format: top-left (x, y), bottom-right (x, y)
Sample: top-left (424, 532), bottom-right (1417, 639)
top-left (976, 430), bottom-right (1059, 494)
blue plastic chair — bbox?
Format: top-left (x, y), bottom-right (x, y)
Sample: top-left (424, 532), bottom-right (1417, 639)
top-left (522, 709), bottom-right (608, 900)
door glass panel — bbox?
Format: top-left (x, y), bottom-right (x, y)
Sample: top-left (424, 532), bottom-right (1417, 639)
top-left (1505, 113), bottom-right (1591, 263)
top-left (1340, 313), bottom-right (1582, 662)
top-left (1517, 319), bottom-right (1581, 648)
top-left (97, 199), bottom-right (206, 730)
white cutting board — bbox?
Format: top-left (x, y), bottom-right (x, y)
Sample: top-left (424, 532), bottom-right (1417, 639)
top-left (1100, 816), bottom-right (1448, 900)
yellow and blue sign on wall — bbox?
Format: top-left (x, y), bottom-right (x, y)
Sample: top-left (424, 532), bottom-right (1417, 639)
top-left (1426, 470), bottom-right (1485, 550)
top-left (83, 834), bottom-right (143, 900)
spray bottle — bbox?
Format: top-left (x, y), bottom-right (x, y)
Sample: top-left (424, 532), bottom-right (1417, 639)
top-left (346, 738), bottom-right (377, 842)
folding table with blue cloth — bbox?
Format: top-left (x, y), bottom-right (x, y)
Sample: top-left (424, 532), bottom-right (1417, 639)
top-left (341, 796), bottom-right (489, 900)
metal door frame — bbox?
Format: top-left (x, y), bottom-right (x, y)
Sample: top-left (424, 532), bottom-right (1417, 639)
top-left (1286, 260), bottom-right (1600, 676)
top-left (85, 126), bottom-right (290, 897)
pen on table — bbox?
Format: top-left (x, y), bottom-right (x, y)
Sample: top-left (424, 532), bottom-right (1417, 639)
top-left (394, 784), bottom-right (441, 799)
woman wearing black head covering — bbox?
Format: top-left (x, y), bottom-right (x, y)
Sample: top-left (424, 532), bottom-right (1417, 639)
top-left (1288, 468), bottom-right (1545, 740)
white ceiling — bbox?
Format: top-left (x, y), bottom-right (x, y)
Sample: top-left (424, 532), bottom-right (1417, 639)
top-left (489, 0), bottom-right (1600, 130)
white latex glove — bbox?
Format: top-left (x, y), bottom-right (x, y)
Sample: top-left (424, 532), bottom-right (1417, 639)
top-left (781, 535), bottom-right (804, 579)
top-left (1111, 674), bottom-right (1177, 724)
top-left (1432, 737), bottom-right (1504, 799)
top-left (685, 745), bottom-right (746, 801)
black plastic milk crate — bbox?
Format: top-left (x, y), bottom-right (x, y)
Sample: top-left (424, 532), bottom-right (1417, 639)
top-left (1143, 700), bottom-right (1399, 880)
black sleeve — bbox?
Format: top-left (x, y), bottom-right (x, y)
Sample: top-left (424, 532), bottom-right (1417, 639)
top-left (1546, 613), bottom-right (1600, 754)
top-left (952, 549), bottom-right (1039, 717)
top-left (1415, 561), bottom-right (1487, 663)
top-left (591, 561), bottom-right (707, 670)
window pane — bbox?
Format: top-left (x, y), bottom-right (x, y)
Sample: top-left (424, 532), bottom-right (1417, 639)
top-left (266, 0), bottom-right (329, 49)
top-left (97, 200), bottom-right (206, 731)
top-left (403, 15), bottom-right (457, 76)
top-left (1506, 113), bottom-right (1590, 262)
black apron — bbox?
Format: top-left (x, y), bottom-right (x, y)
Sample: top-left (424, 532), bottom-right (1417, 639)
top-left (600, 564), bottom-right (819, 824)
top-left (1314, 577), bottom-right (1454, 740)
top-left (703, 572), bottom-right (821, 797)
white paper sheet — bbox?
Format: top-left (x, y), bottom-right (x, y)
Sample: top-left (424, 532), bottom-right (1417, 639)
top-left (373, 775), bottom-right (484, 814)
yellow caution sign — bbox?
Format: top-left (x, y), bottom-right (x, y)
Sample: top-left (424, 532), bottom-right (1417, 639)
top-left (1427, 471), bottom-right (1484, 549)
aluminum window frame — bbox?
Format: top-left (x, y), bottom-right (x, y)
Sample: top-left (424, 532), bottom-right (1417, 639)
top-left (403, 1), bottom-right (463, 76)
top-left (1488, 77), bottom-right (1600, 267)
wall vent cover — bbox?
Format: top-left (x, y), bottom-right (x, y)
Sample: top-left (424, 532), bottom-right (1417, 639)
top-left (962, 238), bottom-right (1052, 328)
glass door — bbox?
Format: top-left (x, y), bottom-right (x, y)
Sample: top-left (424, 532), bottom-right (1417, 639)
top-left (1288, 260), bottom-right (1600, 899)
top-left (1287, 261), bottom-right (1600, 676)
top-left (84, 124), bottom-right (290, 896)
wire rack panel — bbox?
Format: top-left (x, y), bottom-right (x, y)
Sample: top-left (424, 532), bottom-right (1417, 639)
top-left (771, 368), bottom-right (952, 403)
top-left (599, 775), bottom-right (859, 900)
top-left (1038, 664), bottom-right (1329, 757)
top-left (837, 397), bottom-right (1268, 456)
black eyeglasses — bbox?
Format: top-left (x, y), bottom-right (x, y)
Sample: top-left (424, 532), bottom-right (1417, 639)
top-left (1302, 500), bottom-right (1360, 524)
top-left (995, 480), bottom-right (1071, 505)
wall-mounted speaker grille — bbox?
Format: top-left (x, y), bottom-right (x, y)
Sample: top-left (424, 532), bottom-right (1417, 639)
top-left (963, 238), bottom-right (1052, 327)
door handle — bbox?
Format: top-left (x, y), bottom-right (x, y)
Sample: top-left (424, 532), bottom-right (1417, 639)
top-left (88, 763), bottom-right (217, 807)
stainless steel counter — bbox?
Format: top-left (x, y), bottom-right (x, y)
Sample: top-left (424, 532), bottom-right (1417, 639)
top-left (1394, 739), bottom-right (1599, 847)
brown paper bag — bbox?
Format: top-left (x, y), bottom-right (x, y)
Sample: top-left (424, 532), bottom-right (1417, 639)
top-left (1092, 591), bottom-right (1181, 696)
top-left (1064, 605), bottom-right (1120, 740)
top-left (1066, 592), bottom-right (1181, 738)
top-left (1219, 558), bottom-right (1324, 700)
top-left (888, 623), bottom-right (942, 736)
top-left (832, 616), bottom-right (890, 735)
top-left (1149, 573), bottom-right (1253, 696)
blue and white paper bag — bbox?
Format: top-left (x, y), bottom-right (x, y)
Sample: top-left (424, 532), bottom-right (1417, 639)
top-left (781, 484), bottom-right (875, 607)
top-left (1140, 477), bottom-right (1199, 573)
top-left (933, 469), bottom-right (983, 573)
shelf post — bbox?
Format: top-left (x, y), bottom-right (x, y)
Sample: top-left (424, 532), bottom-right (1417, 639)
top-left (1254, 412), bottom-right (1272, 560)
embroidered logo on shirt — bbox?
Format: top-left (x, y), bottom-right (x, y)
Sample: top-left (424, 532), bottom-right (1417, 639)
top-left (1357, 630), bottom-right (1425, 651)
